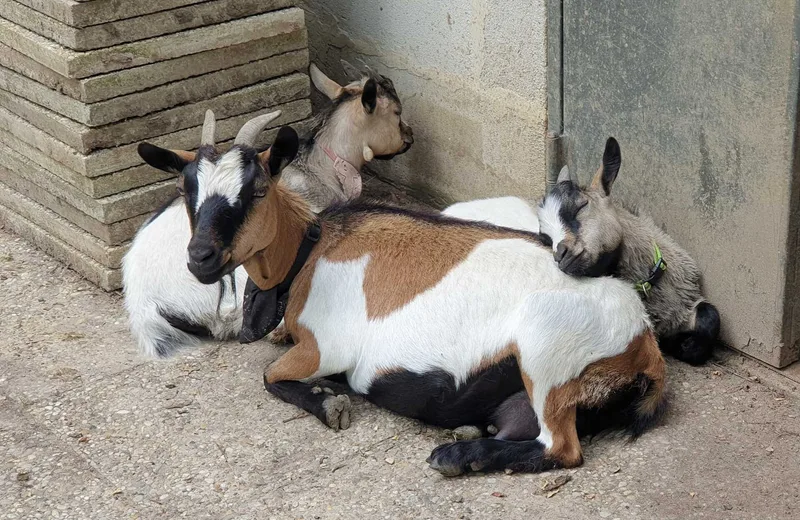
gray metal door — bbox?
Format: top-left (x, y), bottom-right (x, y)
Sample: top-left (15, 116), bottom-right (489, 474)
top-left (554, 0), bottom-right (800, 367)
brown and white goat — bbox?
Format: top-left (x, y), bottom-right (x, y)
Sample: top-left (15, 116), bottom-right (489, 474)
top-left (122, 63), bottom-right (412, 357)
top-left (136, 115), bottom-right (667, 476)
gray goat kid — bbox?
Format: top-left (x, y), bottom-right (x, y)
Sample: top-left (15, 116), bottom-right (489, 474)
top-left (281, 62), bottom-right (414, 212)
top-left (122, 63), bottom-right (413, 358)
top-left (538, 138), bottom-right (720, 365)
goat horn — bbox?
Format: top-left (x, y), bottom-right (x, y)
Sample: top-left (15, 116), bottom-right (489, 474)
top-left (200, 109), bottom-right (216, 146)
top-left (234, 110), bottom-right (282, 147)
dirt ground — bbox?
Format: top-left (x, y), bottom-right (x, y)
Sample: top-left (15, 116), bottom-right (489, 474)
top-left (2, 217), bottom-right (800, 519)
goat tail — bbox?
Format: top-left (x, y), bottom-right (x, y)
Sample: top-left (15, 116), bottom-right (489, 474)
top-left (628, 331), bottom-right (668, 438)
top-left (660, 300), bottom-right (720, 366)
top-left (126, 302), bottom-right (211, 359)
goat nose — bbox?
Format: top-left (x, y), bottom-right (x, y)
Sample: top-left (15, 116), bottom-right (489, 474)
top-left (554, 242), bottom-right (568, 262)
top-left (188, 242), bottom-right (216, 265)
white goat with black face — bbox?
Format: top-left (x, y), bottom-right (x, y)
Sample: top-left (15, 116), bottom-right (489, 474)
top-left (122, 63), bottom-right (414, 358)
top-left (443, 138), bottom-right (720, 366)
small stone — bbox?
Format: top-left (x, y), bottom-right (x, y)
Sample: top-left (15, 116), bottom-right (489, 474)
top-left (385, 458), bottom-right (395, 465)
top-left (766, 446), bottom-right (774, 455)
top-left (452, 425), bottom-right (483, 440)
top-left (16, 472), bottom-right (29, 482)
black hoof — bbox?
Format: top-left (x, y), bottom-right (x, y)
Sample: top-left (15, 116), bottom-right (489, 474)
top-left (427, 440), bottom-right (493, 477)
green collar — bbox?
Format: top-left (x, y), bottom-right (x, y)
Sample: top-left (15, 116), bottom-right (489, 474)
top-left (635, 242), bottom-right (667, 298)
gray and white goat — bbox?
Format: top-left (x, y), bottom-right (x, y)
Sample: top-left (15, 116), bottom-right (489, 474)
top-left (443, 138), bottom-right (720, 365)
top-left (122, 63), bottom-right (413, 357)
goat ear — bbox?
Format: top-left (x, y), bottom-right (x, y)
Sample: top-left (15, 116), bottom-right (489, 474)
top-left (340, 59), bottom-right (363, 81)
top-left (361, 78), bottom-right (378, 114)
top-left (137, 142), bottom-right (195, 173)
top-left (309, 63), bottom-right (343, 100)
top-left (556, 165), bottom-right (574, 184)
top-left (258, 126), bottom-right (299, 176)
top-left (591, 137), bottom-right (621, 195)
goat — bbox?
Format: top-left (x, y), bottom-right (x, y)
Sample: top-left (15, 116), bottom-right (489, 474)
top-left (122, 63), bottom-right (413, 358)
top-left (442, 138), bottom-right (720, 366)
top-left (136, 113), bottom-right (668, 476)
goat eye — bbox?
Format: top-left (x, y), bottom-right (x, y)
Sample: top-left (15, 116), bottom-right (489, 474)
top-left (576, 200), bottom-right (588, 213)
top-left (252, 187), bottom-right (268, 198)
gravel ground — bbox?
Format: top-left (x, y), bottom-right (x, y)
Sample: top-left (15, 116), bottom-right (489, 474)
top-left (2, 215), bottom-right (800, 519)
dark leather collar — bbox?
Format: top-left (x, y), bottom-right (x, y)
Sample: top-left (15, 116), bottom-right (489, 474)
top-left (239, 222), bottom-right (321, 343)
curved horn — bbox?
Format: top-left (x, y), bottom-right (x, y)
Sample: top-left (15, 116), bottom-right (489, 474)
top-left (234, 110), bottom-right (282, 147)
top-left (200, 109), bottom-right (216, 146)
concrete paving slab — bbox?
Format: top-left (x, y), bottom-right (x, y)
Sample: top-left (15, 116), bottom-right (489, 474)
top-left (0, 8), bottom-right (305, 78)
top-left (0, 29), bottom-right (308, 103)
top-left (1, 0), bottom-right (294, 51)
top-left (0, 48), bottom-right (308, 126)
top-left (0, 99), bottom-right (311, 178)
top-left (0, 183), bottom-right (127, 268)
top-left (0, 162), bottom-right (147, 245)
top-left (13, 0), bottom-right (208, 28)
top-left (0, 128), bottom-right (172, 198)
top-left (0, 203), bottom-right (121, 289)
top-left (0, 72), bottom-right (310, 153)
top-left (0, 142), bottom-right (175, 224)
top-left (0, 113), bottom-right (314, 199)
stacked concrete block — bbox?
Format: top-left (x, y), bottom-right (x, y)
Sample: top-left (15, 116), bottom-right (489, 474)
top-left (0, 0), bottom-right (313, 289)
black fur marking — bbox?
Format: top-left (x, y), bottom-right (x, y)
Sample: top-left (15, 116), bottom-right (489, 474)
top-left (366, 358), bottom-right (524, 430)
top-left (601, 137), bottom-right (622, 195)
top-left (321, 202), bottom-right (553, 249)
top-left (659, 301), bottom-right (720, 365)
top-left (137, 143), bottom-right (189, 174)
top-left (361, 78), bottom-right (378, 113)
top-left (583, 241), bottom-right (624, 278)
top-left (427, 438), bottom-right (559, 476)
top-left (267, 127), bottom-right (300, 176)
top-left (550, 181), bottom-right (585, 234)
top-left (159, 310), bottom-right (214, 339)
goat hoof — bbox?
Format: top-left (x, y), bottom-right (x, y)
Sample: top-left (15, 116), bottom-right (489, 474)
top-left (322, 394), bottom-right (352, 431)
top-left (267, 325), bottom-right (294, 345)
top-left (427, 440), bottom-right (491, 477)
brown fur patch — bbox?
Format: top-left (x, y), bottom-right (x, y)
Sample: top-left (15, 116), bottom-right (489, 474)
top-left (173, 149), bottom-right (197, 163)
top-left (236, 181), bottom-right (316, 290)
top-left (264, 325), bottom-right (321, 384)
top-left (323, 214), bottom-right (541, 319)
top-left (539, 329), bottom-right (664, 467)
top-left (543, 381), bottom-right (583, 467)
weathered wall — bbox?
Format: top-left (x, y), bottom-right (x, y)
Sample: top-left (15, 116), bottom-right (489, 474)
top-left (561, 0), bottom-right (800, 367)
top-left (299, 0), bottom-right (548, 205)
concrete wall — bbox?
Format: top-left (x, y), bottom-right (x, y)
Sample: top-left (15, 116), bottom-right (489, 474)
top-left (299, 0), bottom-right (548, 205)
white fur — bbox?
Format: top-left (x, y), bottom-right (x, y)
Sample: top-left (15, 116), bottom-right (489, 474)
top-left (536, 196), bottom-right (567, 253)
top-left (443, 197), bottom-right (539, 233)
top-left (195, 151), bottom-right (243, 209)
top-left (122, 200), bottom-right (247, 357)
top-left (297, 238), bottom-right (649, 449)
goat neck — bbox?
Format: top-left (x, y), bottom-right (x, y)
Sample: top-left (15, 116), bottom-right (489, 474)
top-left (241, 181), bottom-right (316, 290)
top-left (615, 209), bottom-right (671, 287)
top-left (306, 104), bottom-right (368, 179)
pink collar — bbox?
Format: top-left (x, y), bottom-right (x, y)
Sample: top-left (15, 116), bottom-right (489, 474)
top-left (322, 146), bottom-right (362, 200)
